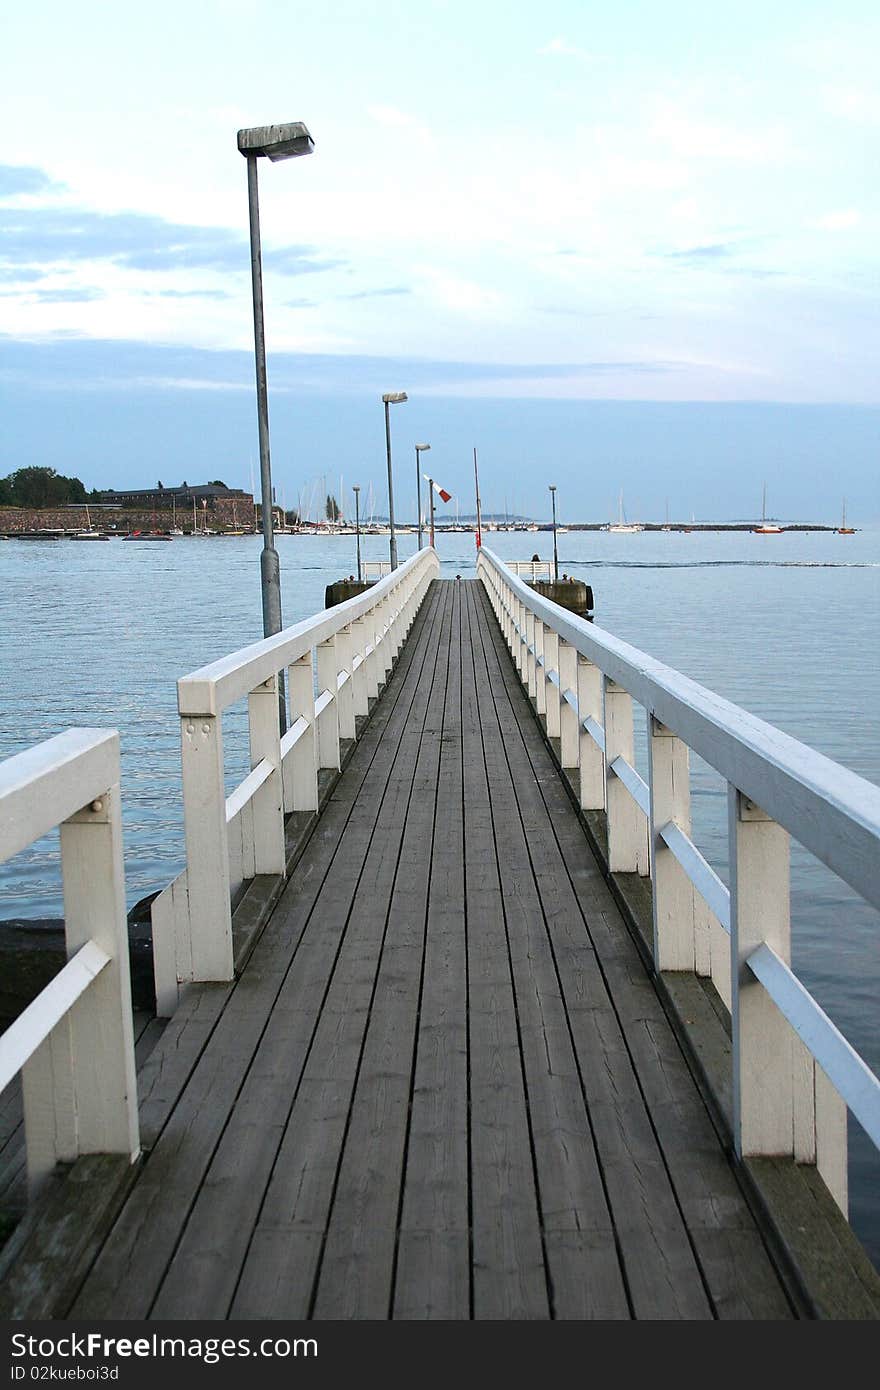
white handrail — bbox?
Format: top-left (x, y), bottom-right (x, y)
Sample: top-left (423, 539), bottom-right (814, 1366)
top-left (0, 731), bottom-right (139, 1192)
top-left (478, 544), bottom-right (879, 1218)
top-left (178, 549), bottom-right (433, 716)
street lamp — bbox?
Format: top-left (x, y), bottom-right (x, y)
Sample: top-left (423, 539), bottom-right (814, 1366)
top-left (415, 443), bottom-right (430, 548)
top-left (382, 391), bottom-right (407, 569)
top-left (238, 121), bottom-right (314, 641)
top-left (352, 485), bottom-right (362, 583)
top-left (549, 484), bottom-right (558, 581)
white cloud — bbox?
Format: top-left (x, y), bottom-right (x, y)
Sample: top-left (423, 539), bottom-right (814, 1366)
top-left (811, 209), bottom-right (861, 231)
top-left (821, 85), bottom-right (880, 125)
top-left (650, 107), bottom-right (788, 163)
top-left (366, 105), bottom-right (434, 146)
top-left (417, 268), bottom-right (506, 316)
top-left (537, 38), bottom-right (599, 61)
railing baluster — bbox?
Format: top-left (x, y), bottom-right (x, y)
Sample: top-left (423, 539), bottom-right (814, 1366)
top-left (558, 639), bottom-right (578, 769)
top-left (534, 619), bottom-right (546, 716)
top-left (525, 608), bottom-right (536, 698)
top-left (350, 616), bottom-right (369, 720)
top-left (649, 715), bottom-right (697, 970)
top-left (336, 623), bottom-right (356, 741)
top-left (730, 789), bottom-right (800, 1154)
top-left (316, 635), bottom-right (341, 770)
top-left (604, 678), bottom-right (648, 874)
top-left (544, 627), bottom-right (561, 741)
top-left (247, 675), bottom-right (285, 875)
top-left (180, 713), bottom-right (234, 981)
top-left (577, 655), bottom-right (604, 810)
top-left (23, 779), bottom-right (139, 1191)
top-left (285, 652), bottom-right (318, 812)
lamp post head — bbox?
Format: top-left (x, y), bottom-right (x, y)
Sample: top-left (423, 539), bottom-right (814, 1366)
top-left (352, 484), bottom-right (360, 494)
top-left (549, 484), bottom-right (556, 493)
top-left (415, 443), bottom-right (431, 453)
top-left (237, 123), bottom-right (315, 161)
top-left (382, 392), bottom-right (408, 405)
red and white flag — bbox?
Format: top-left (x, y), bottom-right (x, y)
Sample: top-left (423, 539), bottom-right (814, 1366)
top-left (423, 476), bottom-right (452, 503)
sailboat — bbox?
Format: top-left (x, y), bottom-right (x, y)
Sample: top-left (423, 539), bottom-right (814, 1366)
top-left (169, 496), bottom-right (184, 536)
top-left (72, 504), bottom-right (106, 540)
top-left (837, 499), bottom-right (855, 535)
top-left (606, 491), bottom-right (642, 533)
top-left (753, 484), bottom-right (782, 534)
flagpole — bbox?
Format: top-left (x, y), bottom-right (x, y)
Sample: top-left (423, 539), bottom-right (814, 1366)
top-left (428, 477), bottom-right (436, 548)
top-left (473, 446), bottom-right (482, 548)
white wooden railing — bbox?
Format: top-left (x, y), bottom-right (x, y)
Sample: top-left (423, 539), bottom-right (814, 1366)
top-left (0, 731), bottom-right (139, 1192)
top-left (478, 546), bottom-right (880, 1215)
top-left (151, 547), bottom-right (439, 1013)
top-left (508, 559), bottom-right (553, 580)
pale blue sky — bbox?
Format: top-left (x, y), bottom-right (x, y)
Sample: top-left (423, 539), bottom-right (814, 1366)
top-left (1, 1), bottom-right (878, 520)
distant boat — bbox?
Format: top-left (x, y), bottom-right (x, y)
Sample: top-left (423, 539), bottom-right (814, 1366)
top-left (837, 499), bottom-right (855, 535)
top-left (753, 483), bottom-right (783, 534)
top-left (72, 505), bottom-right (107, 540)
top-left (606, 491), bottom-right (643, 533)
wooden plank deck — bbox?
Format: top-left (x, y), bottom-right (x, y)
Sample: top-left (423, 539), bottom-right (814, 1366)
top-left (16, 579), bottom-right (797, 1319)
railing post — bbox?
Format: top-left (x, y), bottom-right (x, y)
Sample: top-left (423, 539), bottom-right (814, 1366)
top-left (518, 600), bottom-right (529, 679)
top-left (534, 619), bottom-right (546, 715)
top-left (316, 636), bottom-right (341, 770)
top-left (336, 623), bottom-right (356, 741)
top-left (248, 674), bottom-right (285, 875)
top-left (604, 678), bottom-right (648, 874)
top-left (377, 598), bottom-right (392, 684)
top-left (543, 626), bottom-right (561, 740)
top-left (729, 788), bottom-right (802, 1158)
top-left (285, 652), bottom-right (318, 812)
top-left (180, 713), bottom-right (234, 981)
top-left (525, 608), bottom-right (536, 697)
top-left (577, 656), bottom-right (604, 810)
top-left (558, 639), bottom-right (578, 768)
top-left (350, 617), bottom-right (369, 720)
top-left (23, 775), bottom-right (139, 1192)
top-left (649, 716), bottom-right (698, 970)
top-left (364, 604), bottom-right (381, 703)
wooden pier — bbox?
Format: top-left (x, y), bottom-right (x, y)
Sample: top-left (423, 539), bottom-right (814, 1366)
top-left (1, 563), bottom-right (879, 1321)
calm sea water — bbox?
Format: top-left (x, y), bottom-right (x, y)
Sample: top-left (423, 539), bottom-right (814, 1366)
top-left (1, 525), bottom-right (878, 1262)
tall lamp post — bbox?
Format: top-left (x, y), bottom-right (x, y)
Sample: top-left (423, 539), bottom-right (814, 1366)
top-left (352, 485), bottom-right (362, 582)
top-left (549, 484), bottom-right (559, 581)
top-left (415, 443), bottom-right (431, 548)
top-left (238, 121), bottom-right (314, 641)
top-left (382, 391), bottom-right (407, 569)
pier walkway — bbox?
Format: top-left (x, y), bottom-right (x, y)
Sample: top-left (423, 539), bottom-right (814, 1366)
top-left (3, 580), bottom-right (793, 1318)
top-left (1, 562), bottom-right (879, 1320)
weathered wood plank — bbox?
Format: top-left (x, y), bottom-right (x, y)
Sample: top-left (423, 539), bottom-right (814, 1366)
top-left (394, 583), bottom-right (470, 1318)
top-left (460, 586), bottom-right (549, 1320)
top-left (311, 583), bottom-right (454, 1318)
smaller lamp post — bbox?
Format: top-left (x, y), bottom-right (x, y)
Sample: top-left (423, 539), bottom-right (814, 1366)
top-left (382, 391), bottom-right (407, 568)
top-left (352, 485), bottom-right (362, 582)
top-left (549, 484), bottom-right (559, 581)
top-left (415, 443), bottom-right (431, 548)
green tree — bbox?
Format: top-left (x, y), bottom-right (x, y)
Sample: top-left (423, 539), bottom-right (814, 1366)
top-left (1, 466), bottom-right (87, 508)
top-left (325, 493), bottom-right (341, 522)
